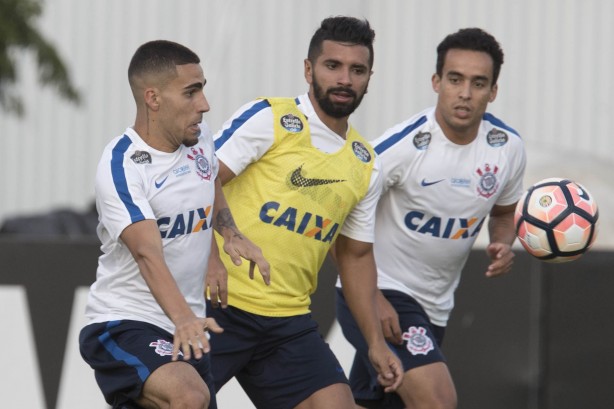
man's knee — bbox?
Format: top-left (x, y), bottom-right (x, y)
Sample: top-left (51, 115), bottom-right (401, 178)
top-left (138, 387), bottom-right (209, 409)
top-left (179, 387), bottom-right (210, 409)
top-left (396, 363), bottom-right (457, 409)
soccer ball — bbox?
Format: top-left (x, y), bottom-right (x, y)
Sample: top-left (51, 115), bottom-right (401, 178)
top-left (514, 178), bottom-right (599, 263)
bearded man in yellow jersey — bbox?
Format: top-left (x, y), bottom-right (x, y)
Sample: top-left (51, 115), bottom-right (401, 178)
top-left (207, 16), bottom-right (403, 409)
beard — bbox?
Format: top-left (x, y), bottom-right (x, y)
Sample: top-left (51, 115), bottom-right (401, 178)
top-left (182, 126), bottom-right (202, 147)
top-left (312, 74), bottom-right (366, 118)
top-left (183, 138), bottom-right (198, 147)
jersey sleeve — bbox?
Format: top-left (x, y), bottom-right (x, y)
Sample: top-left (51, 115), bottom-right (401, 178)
top-left (496, 137), bottom-right (527, 206)
top-left (95, 146), bottom-right (156, 242)
top-left (213, 99), bottom-right (275, 176)
top-left (339, 154), bottom-right (384, 243)
top-left (372, 115), bottom-right (424, 192)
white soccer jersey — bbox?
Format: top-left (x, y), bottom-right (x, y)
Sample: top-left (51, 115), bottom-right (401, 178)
top-left (213, 93), bottom-right (383, 243)
top-left (373, 107), bottom-right (526, 326)
top-left (84, 123), bottom-right (219, 334)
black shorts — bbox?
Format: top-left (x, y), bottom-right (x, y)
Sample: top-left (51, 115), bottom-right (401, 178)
top-left (207, 302), bottom-right (348, 409)
top-left (79, 320), bottom-right (216, 409)
top-left (336, 288), bottom-right (446, 408)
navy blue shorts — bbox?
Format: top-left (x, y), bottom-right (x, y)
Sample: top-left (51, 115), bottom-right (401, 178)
top-left (79, 320), bottom-right (216, 409)
top-left (207, 302), bottom-right (348, 409)
top-left (336, 288), bottom-right (446, 409)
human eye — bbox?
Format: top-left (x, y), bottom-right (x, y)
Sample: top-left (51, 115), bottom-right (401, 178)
top-left (352, 66), bottom-right (367, 75)
top-left (186, 87), bottom-right (200, 98)
top-left (325, 62), bottom-right (338, 70)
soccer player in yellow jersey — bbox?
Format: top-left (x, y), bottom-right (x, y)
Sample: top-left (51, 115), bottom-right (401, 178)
top-left (207, 16), bottom-right (403, 409)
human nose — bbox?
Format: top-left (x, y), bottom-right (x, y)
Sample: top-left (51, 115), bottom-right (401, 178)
top-left (198, 92), bottom-right (210, 113)
top-left (459, 82), bottom-right (471, 100)
top-left (337, 68), bottom-right (352, 86)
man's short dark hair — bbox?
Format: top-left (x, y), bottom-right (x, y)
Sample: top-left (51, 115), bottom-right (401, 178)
top-left (307, 16), bottom-right (375, 68)
top-left (436, 28), bottom-right (504, 85)
top-left (128, 40), bottom-right (200, 85)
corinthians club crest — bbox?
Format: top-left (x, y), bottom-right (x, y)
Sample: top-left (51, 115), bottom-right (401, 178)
top-left (187, 147), bottom-right (212, 181)
top-left (476, 163), bottom-right (499, 198)
top-left (402, 326), bottom-right (434, 355)
top-left (149, 339), bottom-right (182, 357)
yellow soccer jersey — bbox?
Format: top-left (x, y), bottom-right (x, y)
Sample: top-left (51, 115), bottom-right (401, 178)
top-left (216, 97), bottom-right (375, 316)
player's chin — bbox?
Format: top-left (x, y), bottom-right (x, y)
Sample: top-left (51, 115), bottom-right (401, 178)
top-left (183, 132), bottom-right (200, 147)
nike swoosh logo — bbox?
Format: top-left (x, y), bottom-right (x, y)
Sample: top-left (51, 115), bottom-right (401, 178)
top-left (578, 189), bottom-right (590, 201)
top-left (421, 178), bottom-right (445, 187)
top-left (155, 176), bottom-right (169, 189)
top-left (290, 165), bottom-right (345, 187)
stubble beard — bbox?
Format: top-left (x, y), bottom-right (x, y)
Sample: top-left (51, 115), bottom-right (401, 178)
top-left (312, 74), bottom-right (366, 119)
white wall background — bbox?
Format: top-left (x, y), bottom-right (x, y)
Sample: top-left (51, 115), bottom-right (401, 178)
top-left (1, 1), bottom-right (613, 408)
top-left (0, 0), bottom-right (612, 247)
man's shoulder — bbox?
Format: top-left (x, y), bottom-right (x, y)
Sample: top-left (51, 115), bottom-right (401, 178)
top-left (214, 100), bottom-right (275, 150)
top-left (482, 112), bottom-right (521, 138)
top-left (227, 98), bottom-right (275, 122)
top-left (480, 113), bottom-right (525, 153)
top-left (100, 129), bottom-right (139, 155)
top-left (346, 129), bottom-right (377, 166)
top-left (263, 96), bottom-right (296, 106)
top-left (372, 107), bottom-right (434, 154)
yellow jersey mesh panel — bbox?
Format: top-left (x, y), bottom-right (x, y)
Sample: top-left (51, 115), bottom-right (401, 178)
top-left (217, 97), bottom-right (375, 316)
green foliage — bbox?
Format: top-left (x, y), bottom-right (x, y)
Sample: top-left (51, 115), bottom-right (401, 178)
top-left (0, 0), bottom-right (80, 115)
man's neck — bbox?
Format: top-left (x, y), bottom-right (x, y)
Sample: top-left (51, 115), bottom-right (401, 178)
top-left (133, 120), bottom-right (177, 153)
top-left (308, 93), bottom-right (349, 139)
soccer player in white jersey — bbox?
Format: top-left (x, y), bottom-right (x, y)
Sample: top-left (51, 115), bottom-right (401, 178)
top-left (336, 28), bottom-right (527, 409)
top-left (79, 40), bottom-right (269, 409)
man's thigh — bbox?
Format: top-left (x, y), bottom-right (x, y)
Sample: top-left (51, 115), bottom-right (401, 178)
top-left (211, 305), bottom-right (349, 409)
top-left (80, 320), bottom-right (215, 408)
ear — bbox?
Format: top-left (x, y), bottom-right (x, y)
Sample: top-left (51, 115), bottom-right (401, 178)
top-left (144, 88), bottom-right (160, 111)
top-left (304, 58), bottom-right (313, 84)
top-left (431, 73), bottom-right (441, 93)
top-left (489, 83), bottom-right (498, 103)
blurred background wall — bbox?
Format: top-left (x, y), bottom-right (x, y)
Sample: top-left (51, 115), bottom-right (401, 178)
top-left (0, 0), bottom-right (612, 247)
top-left (1, 1), bottom-right (613, 408)
top-left (3, 243), bottom-right (613, 409)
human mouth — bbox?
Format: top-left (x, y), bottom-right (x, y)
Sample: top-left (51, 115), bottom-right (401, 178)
top-left (330, 93), bottom-right (354, 105)
top-left (454, 106), bottom-right (471, 119)
top-left (188, 122), bottom-right (201, 135)
top-left (329, 88), bottom-right (356, 104)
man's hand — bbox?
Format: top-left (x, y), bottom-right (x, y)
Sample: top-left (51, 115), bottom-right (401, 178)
top-left (206, 242), bottom-right (228, 308)
top-left (368, 342), bottom-right (404, 392)
top-left (485, 242), bottom-right (514, 277)
top-left (486, 204), bottom-right (517, 277)
top-left (212, 175), bottom-right (271, 285)
top-left (222, 232), bottom-right (271, 285)
top-left (171, 316), bottom-right (223, 361)
top-left (377, 291), bottom-right (402, 345)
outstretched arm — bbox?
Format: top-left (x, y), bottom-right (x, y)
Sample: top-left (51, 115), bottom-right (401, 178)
top-left (335, 234), bottom-right (403, 392)
top-left (121, 220), bottom-right (222, 361)
top-left (212, 176), bottom-right (270, 285)
top-left (206, 236), bottom-right (229, 308)
top-left (485, 203), bottom-right (518, 277)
